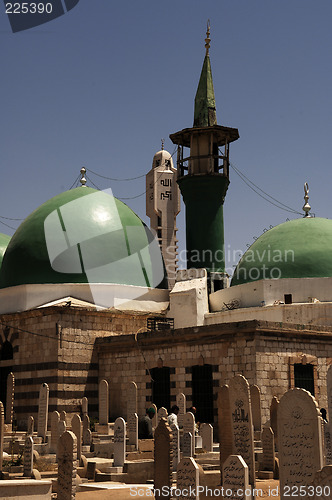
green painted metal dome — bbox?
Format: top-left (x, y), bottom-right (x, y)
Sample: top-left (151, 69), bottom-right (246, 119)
top-left (0, 187), bottom-right (167, 289)
top-left (231, 217), bottom-right (332, 286)
top-left (0, 233), bottom-right (11, 269)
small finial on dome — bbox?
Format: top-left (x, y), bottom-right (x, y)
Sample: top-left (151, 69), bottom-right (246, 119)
top-left (161, 138), bottom-right (165, 150)
top-left (80, 167), bottom-right (87, 187)
top-left (205, 20), bottom-right (211, 56)
top-left (302, 182), bottom-right (311, 217)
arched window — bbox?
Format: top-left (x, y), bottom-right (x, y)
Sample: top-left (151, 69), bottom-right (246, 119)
top-left (0, 341), bottom-right (13, 412)
top-left (150, 367), bottom-right (170, 411)
top-left (192, 364), bottom-right (214, 423)
top-left (294, 363), bottom-right (315, 395)
top-left (0, 341), bottom-right (13, 361)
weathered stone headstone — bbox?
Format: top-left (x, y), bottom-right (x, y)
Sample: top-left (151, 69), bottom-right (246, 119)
top-left (200, 423), bottom-right (213, 452)
top-left (183, 412), bottom-right (195, 454)
top-left (176, 393), bottom-right (186, 428)
top-left (127, 381), bottom-right (138, 447)
top-left (218, 384), bottom-right (234, 478)
top-left (229, 374), bottom-right (255, 487)
top-left (177, 456), bottom-right (200, 500)
top-left (278, 388), bottom-right (323, 500)
top-left (151, 403), bottom-right (158, 429)
top-left (60, 410), bottom-right (67, 424)
top-left (71, 414), bottom-right (82, 463)
top-left (37, 383), bottom-right (49, 442)
top-left (261, 427), bottom-right (275, 472)
top-left (114, 417), bottom-right (126, 467)
top-left (82, 397), bottom-right (88, 417)
top-left (57, 431), bottom-right (77, 500)
top-left (5, 372), bottom-right (14, 425)
top-left (0, 401), bottom-right (4, 473)
top-left (157, 406), bottom-right (168, 424)
top-left (27, 416), bottom-right (34, 436)
top-left (23, 436), bottom-right (33, 477)
top-left (270, 396), bottom-right (279, 446)
top-left (154, 418), bottom-right (172, 500)
top-left (311, 465), bottom-right (332, 500)
top-left (223, 454), bottom-right (251, 500)
top-left (327, 365), bottom-right (332, 424)
top-left (322, 420), bottom-right (332, 465)
top-left (82, 414), bottom-right (92, 446)
top-left (59, 419), bottom-right (67, 437)
top-left (99, 379), bottom-right (109, 425)
top-left (250, 384), bottom-right (262, 434)
top-left (183, 432), bottom-right (193, 458)
top-left (170, 423), bottom-right (180, 471)
top-left (50, 411), bottom-right (60, 454)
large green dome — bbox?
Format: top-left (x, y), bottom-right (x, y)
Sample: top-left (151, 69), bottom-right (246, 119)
top-left (0, 233), bottom-right (11, 269)
top-left (0, 187), bottom-right (167, 289)
top-left (231, 217), bottom-right (332, 286)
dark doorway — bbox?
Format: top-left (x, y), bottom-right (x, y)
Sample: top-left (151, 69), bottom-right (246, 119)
top-left (0, 341), bottom-right (13, 411)
top-left (150, 367), bottom-right (170, 411)
top-left (294, 363), bottom-right (315, 395)
top-left (192, 364), bottom-right (214, 423)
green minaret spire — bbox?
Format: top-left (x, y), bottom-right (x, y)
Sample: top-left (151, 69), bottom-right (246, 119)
top-left (193, 21), bottom-right (217, 127)
top-left (194, 22), bottom-right (217, 127)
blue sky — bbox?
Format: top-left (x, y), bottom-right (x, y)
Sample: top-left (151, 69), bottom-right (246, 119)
top-left (1, 1), bottom-right (331, 274)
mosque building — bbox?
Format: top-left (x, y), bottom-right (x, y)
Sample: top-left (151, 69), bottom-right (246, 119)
top-left (0, 26), bottom-right (332, 430)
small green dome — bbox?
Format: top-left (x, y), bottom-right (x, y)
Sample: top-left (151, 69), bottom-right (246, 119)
top-left (231, 217), bottom-right (332, 286)
top-left (0, 233), bottom-right (11, 269)
top-left (0, 187), bottom-right (167, 289)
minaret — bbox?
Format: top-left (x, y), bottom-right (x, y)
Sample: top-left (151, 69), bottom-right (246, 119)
top-left (146, 143), bottom-right (180, 288)
top-left (169, 22), bottom-right (239, 290)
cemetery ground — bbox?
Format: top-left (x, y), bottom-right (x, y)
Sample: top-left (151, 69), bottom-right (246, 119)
top-left (1, 375), bottom-right (332, 499)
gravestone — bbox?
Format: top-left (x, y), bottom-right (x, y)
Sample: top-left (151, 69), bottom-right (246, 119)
top-left (82, 397), bottom-right (88, 417)
top-left (154, 418), bottom-right (172, 500)
top-left (23, 436), bottom-right (33, 478)
top-left (50, 411), bottom-right (60, 454)
top-left (151, 404), bottom-right (158, 429)
top-left (250, 384), bottom-right (262, 435)
top-left (59, 420), bottom-right (66, 437)
top-left (82, 414), bottom-right (92, 446)
top-left (57, 431), bottom-right (77, 500)
top-left (327, 365), bottom-right (332, 424)
top-left (158, 407), bottom-right (168, 424)
top-left (170, 423), bottom-right (180, 471)
top-left (218, 384), bottom-right (234, 478)
top-left (0, 401), bottom-right (4, 473)
top-left (127, 381), bottom-right (138, 446)
top-left (229, 374), bottom-right (255, 487)
top-left (5, 372), bottom-right (15, 425)
top-left (261, 427), bottom-right (275, 472)
top-left (71, 414), bottom-right (82, 462)
top-left (60, 411), bottom-right (67, 424)
top-left (114, 417), bottom-right (126, 467)
top-left (177, 456), bottom-right (200, 500)
top-left (311, 465), bottom-right (332, 500)
top-left (183, 432), bottom-right (193, 458)
top-left (27, 416), bottom-right (34, 436)
top-left (37, 383), bottom-right (49, 442)
top-left (183, 412), bottom-right (195, 454)
top-left (99, 379), bottom-right (109, 425)
top-left (270, 396), bottom-right (279, 447)
top-left (322, 420), bottom-right (332, 465)
top-left (200, 423), bottom-right (213, 452)
top-left (176, 393), bottom-right (186, 428)
top-left (223, 454), bottom-right (251, 500)
top-left (278, 388), bottom-right (323, 499)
